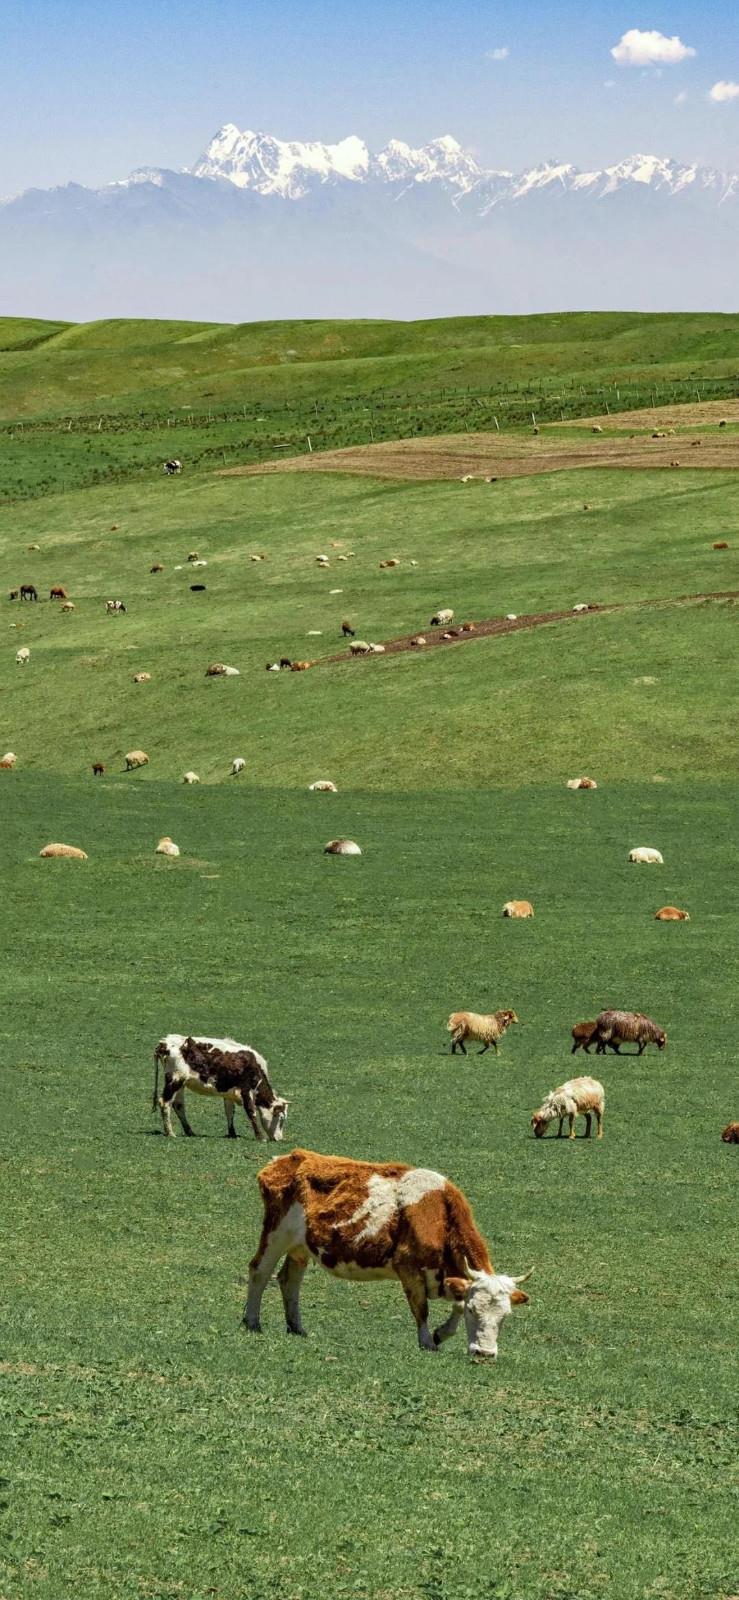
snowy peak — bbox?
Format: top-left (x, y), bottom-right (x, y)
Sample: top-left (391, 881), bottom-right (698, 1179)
top-left (192, 125), bottom-right (371, 197)
top-left (192, 124), bottom-right (482, 196)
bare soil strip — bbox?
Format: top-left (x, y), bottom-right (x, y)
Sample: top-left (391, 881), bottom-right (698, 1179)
top-left (313, 590), bottom-right (738, 668)
top-left (220, 405), bottom-right (739, 484)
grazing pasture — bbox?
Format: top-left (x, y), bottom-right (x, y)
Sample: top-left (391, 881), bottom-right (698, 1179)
top-left (1, 776), bottom-right (736, 1600)
top-left (0, 328), bottom-right (737, 1598)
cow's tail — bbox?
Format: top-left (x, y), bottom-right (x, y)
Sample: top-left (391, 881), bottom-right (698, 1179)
top-left (152, 1052), bottom-right (160, 1113)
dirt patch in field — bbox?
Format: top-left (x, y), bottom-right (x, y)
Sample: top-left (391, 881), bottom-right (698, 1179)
top-left (566, 398), bottom-right (739, 431)
top-left (220, 420), bottom-right (739, 484)
top-left (314, 591), bottom-right (738, 667)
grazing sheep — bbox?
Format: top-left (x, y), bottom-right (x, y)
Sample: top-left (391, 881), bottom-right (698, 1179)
top-left (20, 585), bottom-right (38, 601)
top-left (531, 1077), bottom-right (604, 1140)
top-left (61, 601), bottom-right (75, 613)
top-left (629, 847), bottom-right (663, 865)
top-left (502, 900), bottom-right (534, 919)
top-left (163, 459), bottom-right (182, 474)
top-left (39, 843), bottom-right (88, 860)
top-left (156, 837), bottom-right (180, 857)
top-left (566, 776), bottom-right (598, 790)
top-left (572, 603), bottom-right (589, 614)
top-left (713, 541), bottom-right (729, 550)
top-left (446, 1009), bottom-right (519, 1056)
top-left (290, 661), bottom-right (312, 672)
top-left (410, 635), bottom-right (427, 648)
top-left (324, 839), bottom-right (361, 856)
top-left (0, 752), bottom-right (17, 770)
top-left (505, 613), bottom-right (518, 622)
top-left (187, 552), bottom-right (200, 562)
top-left (206, 663), bottom-right (239, 677)
top-left (431, 609), bottom-right (454, 627)
top-left (8, 589), bottom-right (18, 600)
top-left (190, 584), bottom-right (207, 593)
top-left (125, 750), bottom-right (149, 771)
top-left (49, 586), bottom-right (68, 601)
top-left (591, 425), bottom-right (603, 434)
top-left (231, 758), bottom-right (246, 775)
top-left (15, 647), bottom-right (30, 665)
top-left (721, 1122), bottom-right (739, 1143)
top-left (182, 771), bottom-right (200, 784)
top-left (379, 558), bottom-right (400, 569)
top-left (655, 906), bottom-right (690, 922)
top-left (369, 643), bottom-right (385, 654)
top-left (279, 658), bottom-right (292, 670)
top-left (92, 762), bottom-right (105, 776)
top-left (105, 599), bottom-right (127, 614)
top-left (350, 640), bottom-right (372, 656)
top-left (309, 780), bottom-right (337, 792)
top-left (341, 620), bottom-right (355, 637)
top-left (570, 1022), bottom-right (619, 1056)
top-left (150, 563), bottom-right (164, 573)
top-left (266, 663), bottom-right (280, 672)
top-left (133, 672), bottom-right (151, 683)
top-left (718, 419), bottom-right (728, 428)
top-left (591, 1010), bottom-right (667, 1055)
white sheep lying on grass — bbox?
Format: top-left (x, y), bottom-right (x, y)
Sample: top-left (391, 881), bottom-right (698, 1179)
top-left (156, 837), bottom-right (180, 857)
top-left (183, 771), bottom-right (200, 784)
top-left (629, 847), bottom-right (663, 864)
top-left (309, 780), bottom-right (337, 792)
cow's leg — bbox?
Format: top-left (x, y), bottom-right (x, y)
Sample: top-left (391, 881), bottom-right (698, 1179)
top-left (568, 1112), bottom-right (576, 1140)
top-left (397, 1270), bottom-right (435, 1351)
top-left (241, 1089), bottom-right (265, 1141)
top-left (244, 1227), bottom-right (290, 1332)
top-left (584, 1112), bottom-right (593, 1139)
top-left (277, 1253), bottom-right (309, 1336)
top-left (172, 1088), bottom-right (195, 1137)
top-left (159, 1075), bottom-right (182, 1137)
top-left (224, 1099), bottom-right (237, 1139)
top-left (434, 1303), bottom-right (464, 1348)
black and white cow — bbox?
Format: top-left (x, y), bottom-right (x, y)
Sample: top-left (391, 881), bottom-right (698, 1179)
top-left (163, 459), bottom-right (182, 476)
top-left (153, 1033), bottom-right (289, 1140)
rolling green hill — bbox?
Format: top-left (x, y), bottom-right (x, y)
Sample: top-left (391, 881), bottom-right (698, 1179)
top-left (1, 313), bottom-right (737, 1600)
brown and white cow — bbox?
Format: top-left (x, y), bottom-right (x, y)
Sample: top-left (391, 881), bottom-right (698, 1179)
top-left (153, 1034), bottom-right (289, 1141)
top-left (245, 1148), bottom-right (532, 1357)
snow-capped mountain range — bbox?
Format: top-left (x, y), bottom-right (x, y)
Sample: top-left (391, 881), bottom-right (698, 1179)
top-left (2, 124), bottom-right (738, 321)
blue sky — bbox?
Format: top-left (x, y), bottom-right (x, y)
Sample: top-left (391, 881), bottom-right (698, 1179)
top-left (2, 0), bottom-right (738, 191)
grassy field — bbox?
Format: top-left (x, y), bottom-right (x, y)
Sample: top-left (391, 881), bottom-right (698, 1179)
top-left (1, 314), bottom-right (738, 1600)
top-left (2, 311), bottom-right (739, 501)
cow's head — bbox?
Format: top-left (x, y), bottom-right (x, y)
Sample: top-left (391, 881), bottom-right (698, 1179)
top-left (256, 1096), bottom-right (290, 1142)
top-left (447, 1267), bottom-right (532, 1358)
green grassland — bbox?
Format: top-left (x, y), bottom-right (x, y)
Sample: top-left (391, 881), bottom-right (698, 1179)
top-left (1, 315), bottom-right (738, 1600)
top-left (2, 310), bottom-right (739, 502)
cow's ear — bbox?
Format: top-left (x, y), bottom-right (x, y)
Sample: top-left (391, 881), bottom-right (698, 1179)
top-left (510, 1289), bottom-right (529, 1306)
top-left (444, 1276), bottom-right (470, 1302)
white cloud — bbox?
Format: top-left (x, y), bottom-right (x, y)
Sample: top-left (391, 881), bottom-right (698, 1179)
top-left (485, 46), bottom-right (509, 61)
top-left (709, 80), bottom-right (739, 102)
top-left (611, 29), bottom-right (696, 67)
top-left (674, 90), bottom-right (688, 106)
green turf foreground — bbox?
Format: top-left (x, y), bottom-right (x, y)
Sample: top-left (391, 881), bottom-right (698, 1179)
top-left (1, 776), bottom-right (736, 1600)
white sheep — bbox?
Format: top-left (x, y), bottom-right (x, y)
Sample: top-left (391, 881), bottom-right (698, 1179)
top-left (15, 647), bottom-right (30, 666)
top-left (531, 1076), bottom-right (605, 1140)
top-left (431, 609), bottom-right (454, 627)
top-left (572, 603), bottom-right (590, 614)
top-left (183, 771), bottom-right (200, 784)
top-left (222, 666), bottom-right (240, 677)
top-left (309, 780), bottom-right (337, 792)
top-left (369, 643), bottom-right (385, 654)
top-left (0, 752), bottom-right (17, 769)
top-left (566, 777), bottom-right (598, 790)
top-left (505, 613), bottom-right (518, 622)
top-left (155, 837), bottom-right (180, 857)
top-left (324, 838), bottom-right (361, 856)
top-left (231, 758), bottom-right (246, 775)
top-left (350, 640), bottom-right (372, 656)
top-left (125, 750), bottom-right (149, 771)
top-left (628, 847), bottom-right (663, 865)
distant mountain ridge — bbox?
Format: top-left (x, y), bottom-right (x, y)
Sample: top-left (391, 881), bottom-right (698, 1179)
top-left (2, 123), bottom-right (738, 321)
